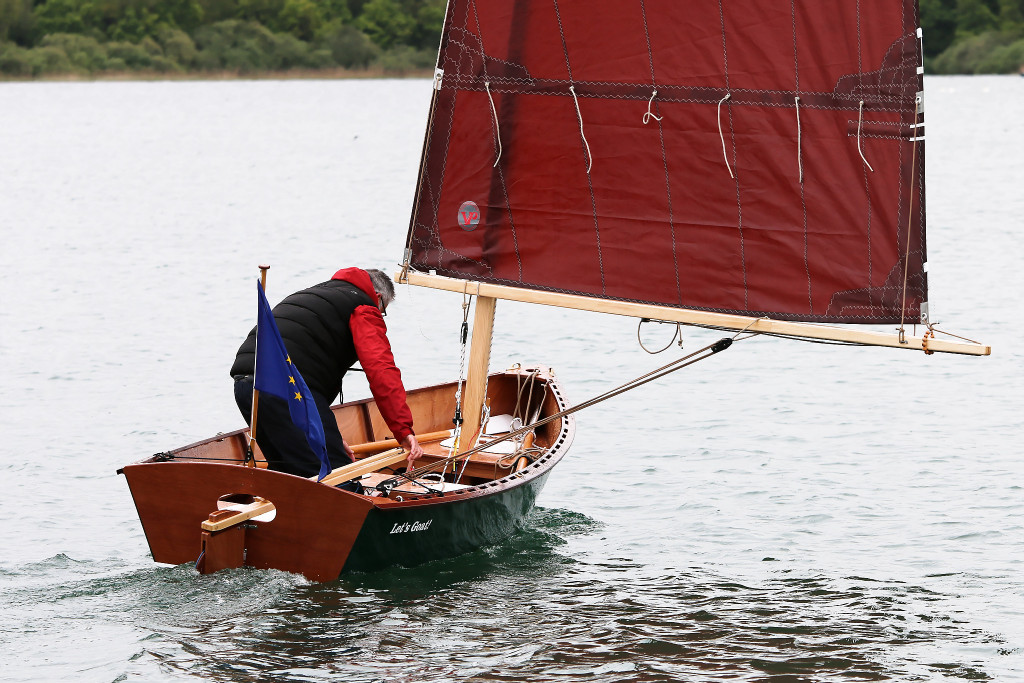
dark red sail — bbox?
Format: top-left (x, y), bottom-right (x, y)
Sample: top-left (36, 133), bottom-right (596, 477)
top-left (405, 1), bottom-right (927, 324)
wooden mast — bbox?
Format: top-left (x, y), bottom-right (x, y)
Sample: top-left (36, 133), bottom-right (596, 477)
top-left (459, 295), bottom-right (497, 453)
top-left (401, 271), bottom-right (990, 357)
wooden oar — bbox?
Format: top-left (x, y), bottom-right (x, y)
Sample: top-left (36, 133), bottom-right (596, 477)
top-left (201, 448), bottom-right (409, 532)
top-left (349, 429), bottom-right (453, 455)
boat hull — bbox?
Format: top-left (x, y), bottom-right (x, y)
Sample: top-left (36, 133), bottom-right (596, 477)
top-left (121, 368), bottom-right (574, 581)
top-left (341, 470), bottom-right (551, 573)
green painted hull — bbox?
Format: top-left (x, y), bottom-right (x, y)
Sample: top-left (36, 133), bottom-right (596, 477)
top-left (342, 470), bottom-right (552, 573)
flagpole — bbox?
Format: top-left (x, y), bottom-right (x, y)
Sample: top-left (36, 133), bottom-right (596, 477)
top-left (246, 264), bottom-right (270, 467)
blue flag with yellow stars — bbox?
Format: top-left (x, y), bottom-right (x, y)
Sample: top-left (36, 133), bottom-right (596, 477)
top-left (253, 280), bottom-right (331, 481)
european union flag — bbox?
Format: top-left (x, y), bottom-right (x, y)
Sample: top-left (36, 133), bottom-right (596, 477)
top-left (254, 280), bottom-right (331, 481)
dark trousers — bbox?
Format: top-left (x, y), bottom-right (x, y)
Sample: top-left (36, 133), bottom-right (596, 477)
top-left (233, 376), bottom-right (353, 478)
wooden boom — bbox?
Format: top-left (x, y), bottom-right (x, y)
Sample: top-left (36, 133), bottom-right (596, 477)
top-left (398, 271), bottom-right (990, 357)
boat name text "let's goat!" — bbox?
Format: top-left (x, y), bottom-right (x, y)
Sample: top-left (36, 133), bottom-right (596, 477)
top-left (390, 520), bottom-right (433, 534)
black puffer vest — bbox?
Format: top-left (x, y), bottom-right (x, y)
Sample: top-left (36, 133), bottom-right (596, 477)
top-left (230, 279), bottom-right (375, 400)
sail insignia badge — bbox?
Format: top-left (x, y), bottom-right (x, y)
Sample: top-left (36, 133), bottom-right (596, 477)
top-left (458, 201), bottom-right (481, 231)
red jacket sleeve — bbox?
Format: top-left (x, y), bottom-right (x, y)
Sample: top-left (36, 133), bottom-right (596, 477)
top-left (350, 305), bottom-right (414, 443)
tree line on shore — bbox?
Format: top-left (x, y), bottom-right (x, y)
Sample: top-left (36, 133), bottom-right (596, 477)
top-left (0, 0), bottom-right (444, 77)
top-left (0, 0), bottom-right (1022, 79)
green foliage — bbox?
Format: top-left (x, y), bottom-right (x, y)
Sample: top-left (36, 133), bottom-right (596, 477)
top-left (978, 35), bottom-right (1024, 69)
top-left (156, 26), bottom-right (197, 66)
top-left (40, 32), bottom-right (106, 70)
top-left (355, 0), bottom-right (413, 49)
top-left (12, 0), bottom-right (1018, 79)
top-left (956, 0), bottom-right (1001, 34)
top-left (319, 21), bottom-right (378, 68)
top-left (377, 42), bottom-right (432, 73)
top-left (0, 0), bottom-right (35, 44)
top-left (931, 27), bottom-right (1024, 71)
top-left (277, 0), bottom-right (323, 41)
top-left (408, 0), bottom-right (443, 50)
top-left (27, 44), bottom-right (76, 74)
top-left (0, 41), bottom-right (33, 73)
top-left (922, 0), bottom-right (959, 57)
top-left (192, 18), bottom-right (322, 71)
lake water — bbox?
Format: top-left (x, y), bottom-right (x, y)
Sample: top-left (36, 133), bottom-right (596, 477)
top-left (0, 76), bottom-right (1021, 682)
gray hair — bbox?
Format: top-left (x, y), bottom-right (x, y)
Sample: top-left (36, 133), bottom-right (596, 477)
top-left (366, 269), bottom-right (395, 309)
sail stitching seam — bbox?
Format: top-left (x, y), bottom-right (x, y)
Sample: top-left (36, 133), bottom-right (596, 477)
top-left (639, 0), bottom-right (681, 305)
top-left (552, 0), bottom-right (606, 294)
top-left (718, 0), bottom-right (748, 311)
top-left (791, 2), bottom-right (812, 315)
top-left (444, 78), bottom-right (917, 109)
top-left (419, 265), bottom-right (912, 322)
top-left (468, 0), bottom-right (524, 280)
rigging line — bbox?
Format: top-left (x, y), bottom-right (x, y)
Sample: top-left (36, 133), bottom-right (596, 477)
top-left (857, 100), bottom-right (875, 172)
top-left (484, 81), bottom-right (502, 167)
top-left (676, 321), bottom-right (867, 347)
top-left (717, 93), bottom-right (734, 179)
top-left (795, 96), bottom-right (803, 184)
top-left (927, 326), bottom-right (982, 346)
top-left (401, 70), bottom-right (444, 280)
top-left (637, 318), bottom-right (681, 354)
top-left (643, 89), bottom-right (663, 124)
top-left (898, 96), bottom-right (922, 340)
top-left (569, 85), bottom-right (593, 174)
top-left (383, 337), bottom-right (735, 488)
top-left (450, 284), bottom-right (473, 468)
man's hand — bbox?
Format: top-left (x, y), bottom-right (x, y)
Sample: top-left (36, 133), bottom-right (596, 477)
top-left (341, 437), bottom-right (355, 462)
top-left (402, 434), bottom-right (423, 470)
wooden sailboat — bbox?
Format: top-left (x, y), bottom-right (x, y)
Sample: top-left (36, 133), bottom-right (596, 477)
top-left (122, 0), bottom-right (988, 582)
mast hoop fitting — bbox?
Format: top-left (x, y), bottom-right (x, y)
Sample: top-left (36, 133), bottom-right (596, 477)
top-left (637, 318), bottom-right (683, 354)
top-left (921, 326), bottom-right (935, 355)
top-left (717, 93), bottom-right (734, 179)
top-left (569, 85), bottom-right (593, 174)
top-left (643, 89), bottom-right (663, 125)
top-left (484, 81), bottom-right (503, 167)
